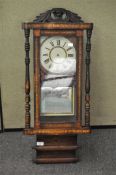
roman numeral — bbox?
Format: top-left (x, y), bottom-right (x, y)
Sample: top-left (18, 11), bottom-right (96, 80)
top-left (68, 54), bottom-right (74, 57)
top-left (43, 53), bottom-right (48, 56)
top-left (50, 41), bottom-right (54, 47)
top-left (57, 40), bottom-right (60, 46)
top-left (44, 58), bottom-right (49, 64)
top-left (63, 42), bottom-right (66, 48)
top-left (67, 47), bottom-right (73, 51)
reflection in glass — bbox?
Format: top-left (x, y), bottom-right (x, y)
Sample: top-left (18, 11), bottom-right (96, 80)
top-left (40, 36), bottom-right (76, 116)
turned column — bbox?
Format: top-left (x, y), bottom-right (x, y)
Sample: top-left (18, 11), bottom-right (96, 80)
top-left (85, 28), bottom-right (93, 127)
top-left (24, 29), bottom-right (31, 129)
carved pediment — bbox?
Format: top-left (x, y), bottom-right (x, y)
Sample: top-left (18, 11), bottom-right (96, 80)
top-left (33, 8), bottom-right (84, 23)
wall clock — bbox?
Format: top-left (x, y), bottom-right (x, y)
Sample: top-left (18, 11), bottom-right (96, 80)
top-left (22, 8), bottom-right (93, 163)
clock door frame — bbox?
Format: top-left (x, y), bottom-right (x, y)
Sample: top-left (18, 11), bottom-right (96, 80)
top-left (33, 29), bottom-right (83, 129)
top-left (23, 22), bottom-right (93, 135)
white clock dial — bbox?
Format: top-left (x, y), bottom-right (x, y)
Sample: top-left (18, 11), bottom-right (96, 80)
top-left (40, 36), bottom-right (76, 74)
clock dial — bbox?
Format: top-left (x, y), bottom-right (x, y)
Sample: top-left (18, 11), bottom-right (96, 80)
top-left (40, 36), bottom-right (76, 74)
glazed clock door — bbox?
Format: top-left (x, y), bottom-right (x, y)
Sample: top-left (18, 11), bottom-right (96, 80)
top-left (40, 35), bottom-right (77, 122)
top-left (23, 8), bottom-right (93, 164)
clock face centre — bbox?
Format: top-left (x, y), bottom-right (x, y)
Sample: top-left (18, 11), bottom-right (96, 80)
top-left (50, 47), bottom-right (67, 64)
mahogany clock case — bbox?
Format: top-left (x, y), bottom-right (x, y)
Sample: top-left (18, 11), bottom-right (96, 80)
top-left (22, 8), bottom-right (93, 163)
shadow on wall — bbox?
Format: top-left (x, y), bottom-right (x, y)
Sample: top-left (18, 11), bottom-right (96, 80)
top-left (0, 85), bottom-right (4, 133)
top-left (91, 26), bottom-right (104, 123)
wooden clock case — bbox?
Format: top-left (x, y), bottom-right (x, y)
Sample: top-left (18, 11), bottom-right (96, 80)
top-left (22, 8), bottom-right (93, 164)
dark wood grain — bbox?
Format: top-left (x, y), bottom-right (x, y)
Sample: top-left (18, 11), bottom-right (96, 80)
top-left (85, 28), bottom-right (93, 127)
top-left (41, 30), bottom-right (77, 36)
top-left (22, 23), bottom-right (93, 30)
top-left (76, 30), bottom-right (83, 127)
top-left (40, 122), bottom-right (76, 129)
top-left (33, 31), bottom-right (41, 129)
top-left (24, 29), bottom-right (30, 129)
top-left (33, 8), bottom-right (83, 23)
top-left (24, 128), bottom-right (91, 135)
top-left (33, 157), bottom-right (78, 164)
top-left (22, 8), bottom-right (93, 164)
top-left (32, 145), bottom-right (80, 151)
top-left (36, 135), bottom-right (77, 145)
top-left (33, 135), bottom-right (78, 163)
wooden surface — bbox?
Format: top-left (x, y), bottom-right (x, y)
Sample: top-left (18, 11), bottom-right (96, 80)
top-left (76, 31), bottom-right (83, 127)
top-left (32, 28), bottom-right (88, 131)
top-left (33, 34), bottom-right (41, 129)
top-left (31, 28), bottom-right (86, 131)
top-left (40, 122), bottom-right (80, 129)
top-left (33, 145), bottom-right (80, 151)
top-left (33, 135), bottom-right (79, 163)
top-left (33, 8), bottom-right (84, 23)
top-left (24, 29), bottom-right (31, 129)
top-left (22, 23), bottom-right (93, 30)
top-left (33, 157), bottom-right (78, 164)
top-left (22, 9), bottom-right (93, 164)
top-left (22, 19), bottom-right (93, 131)
top-left (24, 128), bottom-right (91, 135)
top-left (85, 28), bottom-right (93, 127)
